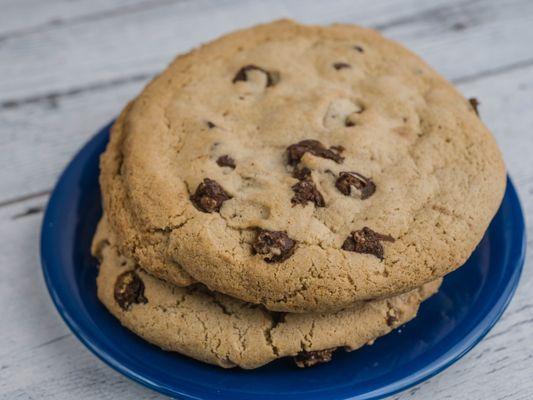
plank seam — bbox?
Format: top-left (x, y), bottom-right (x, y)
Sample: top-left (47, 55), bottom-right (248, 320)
top-left (3, 56), bottom-right (533, 112)
top-left (0, 190), bottom-right (51, 208)
top-left (372, 0), bottom-right (482, 31)
top-left (0, 72), bottom-right (153, 110)
top-left (451, 57), bottom-right (533, 85)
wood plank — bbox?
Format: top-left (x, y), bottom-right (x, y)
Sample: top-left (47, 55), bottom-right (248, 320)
top-left (0, 0), bottom-right (166, 38)
top-left (0, 79), bottom-right (144, 205)
top-left (5, 0), bottom-right (531, 102)
top-left (460, 68), bottom-right (533, 186)
top-left (0, 197), bottom-right (165, 400)
top-left (393, 276), bottom-right (533, 399)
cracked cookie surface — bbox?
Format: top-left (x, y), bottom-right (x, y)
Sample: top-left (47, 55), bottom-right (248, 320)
top-left (93, 218), bottom-right (441, 369)
top-left (100, 19), bottom-right (505, 312)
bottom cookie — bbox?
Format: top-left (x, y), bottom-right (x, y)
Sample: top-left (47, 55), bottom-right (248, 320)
top-left (93, 219), bottom-right (441, 369)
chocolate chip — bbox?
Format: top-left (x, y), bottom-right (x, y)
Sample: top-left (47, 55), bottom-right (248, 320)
top-left (206, 121), bottom-right (216, 129)
top-left (342, 227), bottom-right (394, 260)
top-left (292, 166), bottom-right (325, 206)
top-left (386, 311), bottom-right (399, 327)
top-left (114, 271), bottom-right (147, 310)
top-left (468, 97), bottom-right (480, 116)
top-left (333, 62), bottom-right (351, 70)
top-left (344, 118), bottom-right (356, 127)
top-left (232, 64), bottom-right (279, 87)
top-left (292, 166), bottom-right (312, 181)
top-left (252, 229), bottom-right (296, 263)
top-left (294, 348), bottom-right (335, 368)
top-left (335, 172), bottom-right (376, 200)
top-left (216, 155), bottom-right (236, 169)
top-left (286, 140), bottom-right (344, 166)
top-left (190, 178), bottom-right (231, 213)
top-left (291, 180), bottom-right (325, 207)
top-left (353, 45), bottom-right (364, 53)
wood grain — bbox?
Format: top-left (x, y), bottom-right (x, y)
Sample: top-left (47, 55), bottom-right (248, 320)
top-left (0, 0), bottom-right (532, 399)
top-left (5, 0), bottom-right (533, 103)
top-left (0, 0), bottom-right (174, 38)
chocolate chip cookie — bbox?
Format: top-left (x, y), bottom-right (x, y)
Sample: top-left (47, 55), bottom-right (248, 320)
top-left (100, 19), bottom-right (505, 312)
top-left (93, 218), bottom-right (441, 369)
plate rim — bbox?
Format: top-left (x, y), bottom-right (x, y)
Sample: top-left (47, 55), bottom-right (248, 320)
top-left (40, 121), bottom-right (526, 400)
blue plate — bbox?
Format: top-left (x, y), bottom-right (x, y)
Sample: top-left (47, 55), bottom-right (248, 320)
top-left (41, 121), bottom-right (526, 400)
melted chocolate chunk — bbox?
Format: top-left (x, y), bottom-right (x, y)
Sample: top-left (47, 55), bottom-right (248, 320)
top-left (253, 229), bottom-right (296, 263)
top-left (342, 227), bottom-right (394, 260)
top-left (286, 140), bottom-right (344, 166)
top-left (468, 97), bottom-right (480, 116)
top-left (216, 155), bottom-right (236, 169)
top-left (294, 348), bottom-right (335, 368)
top-left (206, 121), bottom-right (216, 129)
top-left (291, 180), bottom-right (325, 207)
top-left (333, 62), bottom-right (351, 70)
top-left (354, 45), bottom-right (364, 53)
top-left (114, 271), bottom-right (147, 310)
top-left (232, 64), bottom-right (279, 87)
top-left (292, 166), bottom-right (312, 181)
top-left (291, 166), bottom-right (324, 206)
top-left (190, 178), bottom-right (231, 213)
top-left (335, 172), bottom-right (376, 200)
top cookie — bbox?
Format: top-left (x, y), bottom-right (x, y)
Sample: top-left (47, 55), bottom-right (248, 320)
top-left (100, 19), bottom-right (505, 312)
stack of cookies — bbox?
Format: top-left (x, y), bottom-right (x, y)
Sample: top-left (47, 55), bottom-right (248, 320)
top-left (91, 20), bottom-right (506, 369)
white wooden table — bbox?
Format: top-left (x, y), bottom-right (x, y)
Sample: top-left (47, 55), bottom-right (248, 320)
top-left (1, 0), bottom-right (532, 398)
